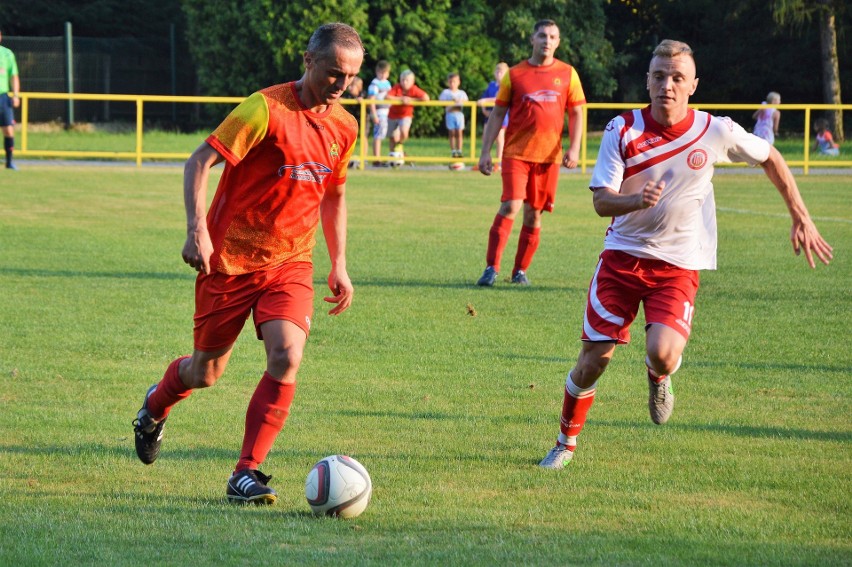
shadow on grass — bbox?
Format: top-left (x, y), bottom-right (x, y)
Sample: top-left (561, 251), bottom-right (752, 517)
top-left (592, 418), bottom-right (852, 443)
top-left (350, 277), bottom-right (586, 293)
top-left (687, 359), bottom-right (852, 375)
top-left (1, 267), bottom-right (192, 281)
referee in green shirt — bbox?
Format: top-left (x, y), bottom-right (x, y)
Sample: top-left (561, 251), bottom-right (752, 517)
top-left (0, 29), bottom-right (20, 170)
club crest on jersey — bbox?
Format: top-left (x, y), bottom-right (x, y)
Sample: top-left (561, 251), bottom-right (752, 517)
top-left (522, 89), bottom-right (560, 103)
top-left (278, 162), bottom-right (332, 183)
top-left (330, 142), bottom-right (340, 158)
top-left (687, 149), bottom-right (708, 170)
top-left (553, 77), bottom-right (562, 85)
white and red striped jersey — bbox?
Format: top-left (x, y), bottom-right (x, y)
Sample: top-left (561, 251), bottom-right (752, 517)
top-left (590, 106), bottom-right (770, 270)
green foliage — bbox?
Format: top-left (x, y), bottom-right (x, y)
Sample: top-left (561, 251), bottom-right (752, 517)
top-left (179, 0), bottom-right (618, 136)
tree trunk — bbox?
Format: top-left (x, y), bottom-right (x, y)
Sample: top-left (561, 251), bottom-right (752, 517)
top-left (819, 8), bottom-right (843, 141)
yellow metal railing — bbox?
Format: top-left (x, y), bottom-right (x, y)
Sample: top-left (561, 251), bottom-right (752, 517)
top-left (13, 93), bottom-right (852, 174)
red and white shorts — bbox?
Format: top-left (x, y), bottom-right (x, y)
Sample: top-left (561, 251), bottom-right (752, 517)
top-left (501, 157), bottom-right (560, 212)
top-left (582, 250), bottom-right (699, 343)
top-left (193, 261), bottom-right (314, 352)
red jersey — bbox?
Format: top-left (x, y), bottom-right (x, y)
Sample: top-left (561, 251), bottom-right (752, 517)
top-left (496, 59), bottom-right (586, 164)
top-left (205, 82), bottom-right (357, 275)
top-left (387, 83), bottom-right (429, 119)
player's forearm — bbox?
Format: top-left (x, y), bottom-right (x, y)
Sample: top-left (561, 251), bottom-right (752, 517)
top-left (12, 76), bottom-right (20, 96)
top-left (592, 187), bottom-right (645, 217)
top-left (479, 107), bottom-right (507, 156)
top-left (321, 187), bottom-right (348, 269)
top-left (761, 147), bottom-right (810, 222)
top-left (183, 145), bottom-right (217, 233)
top-left (567, 106), bottom-right (584, 156)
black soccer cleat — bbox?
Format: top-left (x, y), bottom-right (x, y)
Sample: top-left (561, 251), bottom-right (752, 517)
top-left (133, 384), bottom-right (166, 465)
top-left (227, 469), bottom-right (278, 505)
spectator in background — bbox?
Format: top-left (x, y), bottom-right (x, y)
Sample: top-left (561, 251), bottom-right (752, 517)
top-left (386, 69), bottom-right (430, 166)
top-left (343, 76), bottom-right (364, 120)
top-left (752, 91), bottom-right (781, 145)
top-left (477, 62), bottom-right (509, 170)
top-left (0, 29), bottom-right (20, 170)
top-left (813, 118), bottom-right (840, 156)
top-left (439, 72), bottom-right (469, 159)
top-left (367, 60), bottom-right (392, 165)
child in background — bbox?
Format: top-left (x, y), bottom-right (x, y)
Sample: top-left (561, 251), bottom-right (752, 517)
top-left (367, 60), bottom-right (392, 165)
top-left (752, 91), bottom-right (781, 145)
top-left (439, 72), bottom-right (469, 159)
top-left (386, 69), bottom-right (430, 166)
top-left (813, 118), bottom-right (840, 156)
top-left (343, 76), bottom-right (364, 121)
top-left (477, 62), bottom-right (509, 170)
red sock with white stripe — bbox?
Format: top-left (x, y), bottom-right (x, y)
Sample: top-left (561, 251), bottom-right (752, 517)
top-left (557, 372), bottom-right (597, 452)
top-left (486, 214), bottom-right (514, 273)
top-left (513, 225), bottom-right (541, 275)
top-left (146, 356), bottom-right (192, 421)
top-left (236, 373), bottom-right (296, 472)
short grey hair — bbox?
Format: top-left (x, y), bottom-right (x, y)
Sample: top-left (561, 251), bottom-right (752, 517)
top-left (306, 23), bottom-right (365, 59)
top-left (399, 69), bottom-right (415, 82)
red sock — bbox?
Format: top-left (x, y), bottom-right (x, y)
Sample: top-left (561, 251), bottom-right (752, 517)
top-left (146, 356), bottom-right (192, 420)
top-left (557, 373), bottom-right (596, 450)
top-left (486, 214), bottom-right (514, 272)
top-left (513, 225), bottom-right (541, 275)
top-left (236, 373), bottom-right (297, 472)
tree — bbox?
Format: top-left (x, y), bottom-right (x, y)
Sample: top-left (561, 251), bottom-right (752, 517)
top-left (772, 0), bottom-right (844, 140)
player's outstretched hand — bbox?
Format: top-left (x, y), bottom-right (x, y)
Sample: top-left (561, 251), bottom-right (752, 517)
top-left (791, 219), bottom-right (833, 268)
top-left (639, 180), bottom-right (665, 209)
top-left (324, 269), bottom-right (354, 315)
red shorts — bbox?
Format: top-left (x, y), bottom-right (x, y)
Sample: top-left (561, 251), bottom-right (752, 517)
top-left (582, 250), bottom-right (699, 343)
top-left (193, 262), bottom-right (314, 352)
top-left (500, 157), bottom-right (560, 212)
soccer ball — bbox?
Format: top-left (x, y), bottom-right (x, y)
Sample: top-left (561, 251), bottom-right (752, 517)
top-left (305, 455), bottom-right (372, 518)
top-left (389, 151), bottom-right (404, 167)
top-left (449, 162), bottom-right (465, 171)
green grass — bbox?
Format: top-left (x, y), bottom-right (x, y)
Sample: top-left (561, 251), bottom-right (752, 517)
top-left (0, 165), bottom-right (850, 565)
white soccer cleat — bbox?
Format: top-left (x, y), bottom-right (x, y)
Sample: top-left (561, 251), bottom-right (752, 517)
top-left (538, 445), bottom-right (574, 470)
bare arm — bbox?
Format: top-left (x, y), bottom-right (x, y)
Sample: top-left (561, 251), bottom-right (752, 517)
top-left (181, 142), bottom-right (224, 274)
top-left (591, 181), bottom-right (665, 217)
top-left (563, 104), bottom-right (584, 169)
top-left (772, 110), bottom-right (780, 135)
top-left (477, 104), bottom-right (509, 176)
top-left (11, 75), bottom-right (20, 108)
top-left (320, 182), bottom-right (353, 315)
top-left (760, 146), bottom-right (833, 267)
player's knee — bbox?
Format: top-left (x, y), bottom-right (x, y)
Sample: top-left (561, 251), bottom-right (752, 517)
top-left (267, 345), bottom-right (303, 375)
top-left (646, 351), bottom-right (681, 376)
top-left (574, 356), bottom-right (610, 385)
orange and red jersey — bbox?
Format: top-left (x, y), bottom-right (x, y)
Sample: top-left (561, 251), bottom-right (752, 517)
top-left (496, 59), bottom-right (586, 164)
top-left (205, 82), bottom-right (357, 275)
top-left (387, 83), bottom-right (429, 119)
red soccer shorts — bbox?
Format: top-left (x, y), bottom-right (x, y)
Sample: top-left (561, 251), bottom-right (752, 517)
top-left (193, 261), bottom-right (314, 352)
top-left (582, 249), bottom-right (700, 343)
top-left (501, 157), bottom-right (560, 212)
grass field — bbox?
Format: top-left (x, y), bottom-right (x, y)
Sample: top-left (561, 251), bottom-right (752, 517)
top-left (0, 165), bottom-right (850, 565)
